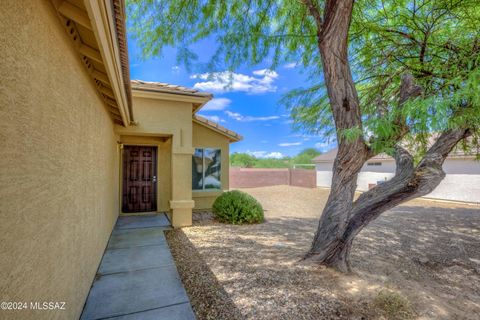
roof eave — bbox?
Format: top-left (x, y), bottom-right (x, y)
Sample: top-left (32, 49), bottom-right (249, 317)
top-left (192, 117), bottom-right (243, 142)
top-left (84, 0), bottom-right (131, 126)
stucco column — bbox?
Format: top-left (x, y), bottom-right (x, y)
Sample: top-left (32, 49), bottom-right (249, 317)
top-left (169, 131), bottom-right (195, 227)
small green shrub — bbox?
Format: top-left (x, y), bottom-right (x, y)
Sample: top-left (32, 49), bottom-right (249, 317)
top-left (373, 289), bottom-right (414, 320)
top-left (212, 190), bottom-right (264, 224)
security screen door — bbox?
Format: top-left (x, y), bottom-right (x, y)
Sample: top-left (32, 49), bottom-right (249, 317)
top-left (122, 146), bottom-right (157, 213)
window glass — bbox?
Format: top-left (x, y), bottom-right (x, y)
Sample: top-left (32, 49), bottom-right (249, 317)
top-left (192, 148), bottom-right (221, 190)
top-left (204, 149), bottom-right (221, 189)
top-left (192, 149), bottom-right (203, 190)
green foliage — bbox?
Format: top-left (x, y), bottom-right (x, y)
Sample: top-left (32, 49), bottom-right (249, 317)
top-left (127, 0), bottom-right (480, 155)
top-left (350, 0), bottom-right (480, 151)
top-left (127, 0), bottom-right (318, 70)
top-left (212, 190), bottom-right (264, 224)
top-left (230, 149), bottom-right (321, 168)
top-left (338, 127), bottom-right (363, 144)
top-left (253, 157), bottom-right (291, 168)
top-left (230, 152), bottom-right (257, 168)
top-left (372, 290), bottom-right (414, 320)
top-left (292, 148), bottom-right (321, 164)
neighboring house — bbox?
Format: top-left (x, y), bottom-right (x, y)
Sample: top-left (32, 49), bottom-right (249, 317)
top-left (314, 148), bottom-right (480, 203)
top-left (0, 1), bottom-right (240, 319)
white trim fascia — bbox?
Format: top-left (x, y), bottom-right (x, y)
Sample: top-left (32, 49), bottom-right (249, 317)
top-left (132, 89), bottom-right (211, 106)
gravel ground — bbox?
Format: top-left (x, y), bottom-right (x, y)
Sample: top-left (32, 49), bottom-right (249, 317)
top-left (165, 229), bottom-right (243, 320)
top-left (166, 186), bottom-right (480, 320)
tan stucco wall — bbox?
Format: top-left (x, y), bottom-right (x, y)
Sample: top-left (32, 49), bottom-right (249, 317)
top-left (117, 96), bottom-right (194, 226)
top-left (0, 2), bottom-right (119, 319)
top-left (192, 122), bottom-right (231, 209)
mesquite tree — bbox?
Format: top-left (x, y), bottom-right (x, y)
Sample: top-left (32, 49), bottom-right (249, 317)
top-left (128, 0), bottom-right (480, 272)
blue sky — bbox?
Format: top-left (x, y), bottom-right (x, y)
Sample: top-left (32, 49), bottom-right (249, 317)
top-left (127, 36), bottom-right (336, 157)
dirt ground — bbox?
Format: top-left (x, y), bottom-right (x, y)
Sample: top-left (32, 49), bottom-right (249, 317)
top-left (167, 186), bottom-right (480, 320)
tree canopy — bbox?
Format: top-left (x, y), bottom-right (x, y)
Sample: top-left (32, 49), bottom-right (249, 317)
top-left (128, 0), bottom-right (479, 156)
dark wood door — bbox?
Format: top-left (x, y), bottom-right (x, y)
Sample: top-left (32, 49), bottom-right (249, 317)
top-left (122, 146), bottom-right (157, 213)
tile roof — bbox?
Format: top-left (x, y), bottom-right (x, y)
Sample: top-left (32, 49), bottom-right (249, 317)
top-left (131, 80), bottom-right (212, 98)
top-left (130, 80), bottom-right (240, 142)
top-left (193, 115), bottom-right (243, 142)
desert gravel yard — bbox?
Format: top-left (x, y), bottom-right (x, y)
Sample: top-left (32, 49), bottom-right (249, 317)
top-left (166, 185), bottom-right (480, 320)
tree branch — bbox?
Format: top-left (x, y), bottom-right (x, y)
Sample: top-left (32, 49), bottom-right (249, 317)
top-left (302, 0), bottom-right (323, 40)
top-left (398, 73), bottom-right (423, 105)
top-left (384, 28), bottom-right (420, 44)
top-left (424, 129), bottom-right (473, 161)
top-left (367, 73), bottom-right (422, 157)
top-left (347, 128), bottom-right (472, 245)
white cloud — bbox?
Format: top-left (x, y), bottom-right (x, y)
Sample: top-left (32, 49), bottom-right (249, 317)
top-left (190, 69), bottom-right (279, 94)
top-left (290, 133), bottom-right (320, 138)
top-left (247, 151), bottom-right (285, 159)
top-left (251, 68), bottom-right (275, 76)
top-left (315, 141), bottom-right (335, 151)
top-left (197, 114), bottom-right (226, 123)
top-left (278, 142), bottom-right (302, 147)
top-left (264, 152), bottom-right (284, 159)
top-left (171, 65), bottom-right (180, 74)
top-left (225, 111), bottom-right (280, 122)
top-left (202, 98), bottom-right (232, 111)
top-left (283, 62), bottom-right (297, 69)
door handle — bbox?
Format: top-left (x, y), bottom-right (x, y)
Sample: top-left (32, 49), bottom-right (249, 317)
top-left (152, 176), bottom-right (157, 183)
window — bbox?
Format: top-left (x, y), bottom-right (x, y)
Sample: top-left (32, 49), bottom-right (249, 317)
top-left (192, 148), bottom-right (221, 190)
top-left (367, 162), bottom-right (382, 166)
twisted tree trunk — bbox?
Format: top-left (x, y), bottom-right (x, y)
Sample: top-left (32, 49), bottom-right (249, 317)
top-left (305, 129), bottom-right (471, 272)
top-left (302, 0), bottom-right (472, 272)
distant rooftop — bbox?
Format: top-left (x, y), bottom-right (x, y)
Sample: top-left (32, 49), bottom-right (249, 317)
top-left (313, 149), bottom-right (393, 162)
top-left (314, 141), bottom-right (478, 163)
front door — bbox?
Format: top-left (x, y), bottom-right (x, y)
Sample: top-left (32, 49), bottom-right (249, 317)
top-left (122, 146), bottom-right (157, 213)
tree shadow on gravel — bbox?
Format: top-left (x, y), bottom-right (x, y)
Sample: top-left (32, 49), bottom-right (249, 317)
top-left (181, 204), bottom-right (480, 319)
top-left (165, 229), bottom-right (245, 320)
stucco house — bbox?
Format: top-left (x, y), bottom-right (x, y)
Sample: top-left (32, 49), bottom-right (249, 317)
top-left (314, 147), bottom-right (480, 203)
top-left (1, 1), bottom-right (240, 319)
top-left (119, 80), bottom-right (242, 223)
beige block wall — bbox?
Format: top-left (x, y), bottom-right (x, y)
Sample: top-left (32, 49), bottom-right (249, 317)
top-left (192, 122), bottom-right (231, 209)
top-left (0, 2), bottom-right (119, 319)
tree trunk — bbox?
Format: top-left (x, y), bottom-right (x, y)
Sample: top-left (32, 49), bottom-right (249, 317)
top-left (302, 0), bottom-right (473, 272)
top-left (302, 0), bottom-right (367, 273)
top-left (306, 129), bottom-right (472, 272)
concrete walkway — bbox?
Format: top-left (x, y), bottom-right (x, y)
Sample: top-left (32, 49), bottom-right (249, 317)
top-left (80, 214), bottom-right (195, 320)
